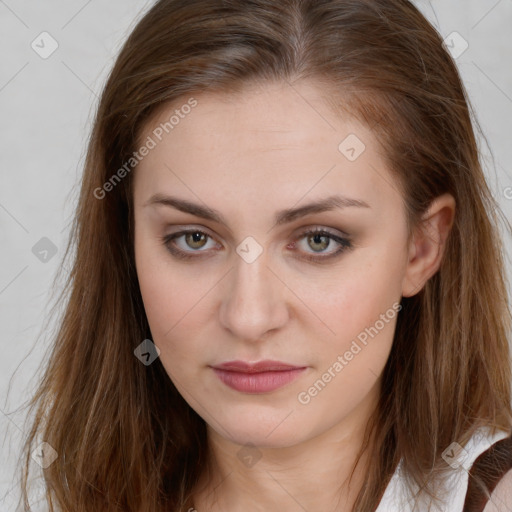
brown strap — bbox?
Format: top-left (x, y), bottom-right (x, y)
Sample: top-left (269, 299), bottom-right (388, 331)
top-left (462, 433), bottom-right (512, 512)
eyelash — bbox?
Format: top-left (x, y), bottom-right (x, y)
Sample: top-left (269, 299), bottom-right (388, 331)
top-left (161, 227), bottom-right (353, 263)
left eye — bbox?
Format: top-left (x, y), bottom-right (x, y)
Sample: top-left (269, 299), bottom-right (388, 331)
top-left (295, 230), bottom-right (347, 254)
top-left (291, 228), bottom-right (353, 262)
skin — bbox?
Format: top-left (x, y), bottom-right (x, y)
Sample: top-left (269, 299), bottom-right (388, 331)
top-left (133, 80), bottom-right (455, 511)
top-left (484, 469), bottom-right (512, 511)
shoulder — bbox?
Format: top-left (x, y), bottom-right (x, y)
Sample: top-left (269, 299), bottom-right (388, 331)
top-left (376, 428), bottom-right (512, 512)
top-left (482, 469), bottom-right (512, 512)
top-left (466, 430), bottom-right (512, 512)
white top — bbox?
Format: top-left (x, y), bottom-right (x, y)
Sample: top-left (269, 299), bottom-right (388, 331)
top-left (375, 427), bottom-right (510, 511)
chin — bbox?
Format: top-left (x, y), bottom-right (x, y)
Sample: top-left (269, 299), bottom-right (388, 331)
top-left (210, 414), bottom-right (310, 449)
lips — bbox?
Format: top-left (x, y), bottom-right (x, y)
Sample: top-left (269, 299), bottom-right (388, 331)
top-left (214, 360), bottom-right (305, 373)
top-left (210, 360), bottom-right (307, 393)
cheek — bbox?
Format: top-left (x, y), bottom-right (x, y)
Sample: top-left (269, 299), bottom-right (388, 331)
top-left (135, 221), bottom-right (404, 372)
top-left (300, 254), bottom-right (402, 337)
top-left (299, 247), bottom-right (403, 375)
top-left (134, 235), bottom-right (218, 370)
top-left (135, 234), bottom-right (190, 339)
top-left (294, 273), bottom-right (399, 420)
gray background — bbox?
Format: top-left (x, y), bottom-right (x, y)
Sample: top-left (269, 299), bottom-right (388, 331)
top-left (1, 0), bottom-right (511, 509)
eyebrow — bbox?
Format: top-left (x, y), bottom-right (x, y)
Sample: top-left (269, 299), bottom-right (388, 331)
top-left (144, 194), bottom-right (370, 227)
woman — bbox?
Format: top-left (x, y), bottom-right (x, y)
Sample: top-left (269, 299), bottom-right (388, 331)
top-left (20, 0), bottom-right (512, 511)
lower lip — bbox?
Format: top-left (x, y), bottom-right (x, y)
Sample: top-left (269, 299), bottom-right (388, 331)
top-left (212, 368), bottom-right (307, 393)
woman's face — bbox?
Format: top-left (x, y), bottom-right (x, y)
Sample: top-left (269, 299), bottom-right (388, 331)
top-left (133, 80), bottom-right (413, 448)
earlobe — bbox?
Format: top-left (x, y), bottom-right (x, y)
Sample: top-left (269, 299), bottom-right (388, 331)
top-left (401, 193), bottom-right (456, 298)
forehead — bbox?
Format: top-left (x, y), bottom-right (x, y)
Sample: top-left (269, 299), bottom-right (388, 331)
top-left (140, 80), bottom-right (367, 155)
top-left (133, 80), bottom-right (402, 219)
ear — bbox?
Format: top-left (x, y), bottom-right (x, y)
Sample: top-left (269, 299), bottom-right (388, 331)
top-left (401, 193), bottom-right (456, 298)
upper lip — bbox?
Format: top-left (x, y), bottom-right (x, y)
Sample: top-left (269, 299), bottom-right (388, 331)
top-left (212, 360), bottom-right (306, 373)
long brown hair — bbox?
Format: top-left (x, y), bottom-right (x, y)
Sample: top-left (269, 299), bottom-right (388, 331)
top-left (20, 0), bottom-right (512, 510)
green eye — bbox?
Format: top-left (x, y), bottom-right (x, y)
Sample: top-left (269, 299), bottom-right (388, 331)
top-left (162, 227), bottom-right (353, 262)
top-left (183, 231), bottom-right (209, 250)
top-left (162, 229), bottom-right (218, 260)
top-left (307, 232), bottom-right (332, 252)
top-left (295, 228), bottom-right (352, 262)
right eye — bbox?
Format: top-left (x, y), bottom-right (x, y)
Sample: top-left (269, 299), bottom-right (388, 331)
top-left (161, 229), bottom-right (221, 260)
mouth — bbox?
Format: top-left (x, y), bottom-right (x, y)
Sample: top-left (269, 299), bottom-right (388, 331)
top-left (210, 360), bottom-right (308, 393)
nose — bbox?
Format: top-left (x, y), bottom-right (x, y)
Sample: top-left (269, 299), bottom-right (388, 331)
top-left (218, 251), bottom-right (289, 342)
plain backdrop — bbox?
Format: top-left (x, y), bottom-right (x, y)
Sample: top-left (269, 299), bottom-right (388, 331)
top-left (1, 0), bottom-right (511, 509)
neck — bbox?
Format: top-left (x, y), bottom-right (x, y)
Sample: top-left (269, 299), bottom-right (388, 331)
top-left (192, 384), bottom-right (379, 512)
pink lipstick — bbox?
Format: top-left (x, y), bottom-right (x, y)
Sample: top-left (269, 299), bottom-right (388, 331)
top-left (211, 360), bottom-right (307, 393)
